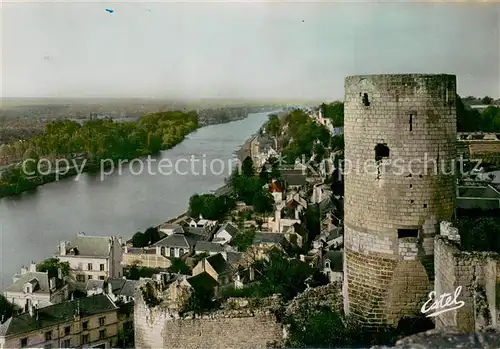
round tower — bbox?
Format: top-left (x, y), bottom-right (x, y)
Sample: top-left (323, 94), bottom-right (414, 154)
top-left (343, 74), bottom-right (457, 327)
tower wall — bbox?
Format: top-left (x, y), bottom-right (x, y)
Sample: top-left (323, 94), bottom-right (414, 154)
top-left (343, 74), bottom-right (457, 327)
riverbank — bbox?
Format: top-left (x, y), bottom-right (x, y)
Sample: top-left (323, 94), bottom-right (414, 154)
top-left (0, 111), bottom-right (257, 199)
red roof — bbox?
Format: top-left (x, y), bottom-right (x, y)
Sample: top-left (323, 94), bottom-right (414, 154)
top-left (268, 181), bottom-right (283, 193)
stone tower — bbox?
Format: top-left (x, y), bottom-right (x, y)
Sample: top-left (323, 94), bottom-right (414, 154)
top-left (343, 74), bottom-right (457, 327)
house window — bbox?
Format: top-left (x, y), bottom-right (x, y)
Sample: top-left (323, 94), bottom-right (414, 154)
top-left (88, 275), bottom-right (93, 280)
top-left (325, 260), bottom-right (331, 269)
top-left (169, 247), bottom-right (175, 256)
top-left (161, 246), bottom-right (165, 256)
top-left (65, 326), bottom-right (70, 336)
top-left (100, 264), bottom-right (105, 271)
top-left (99, 276), bottom-right (105, 280)
top-left (99, 329), bottom-right (106, 339)
top-left (45, 331), bottom-right (52, 341)
top-left (20, 338), bottom-right (28, 348)
top-left (179, 248), bottom-right (185, 256)
top-left (77, 274), bottom-right (85, 282)
top-left (81, 334), bottom-right (90, 344)
top-left (82, 320), bottom-right (88, 330)
top-left (62, 339), bottom-right (71, 348)
top-left (99, 316), bottom-right (106, 326)
top-left (87, 263), bottom-right (93, 271)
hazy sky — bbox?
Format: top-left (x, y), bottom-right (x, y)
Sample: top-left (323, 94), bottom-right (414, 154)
top-left (1, 1), bottom-right (499, 100)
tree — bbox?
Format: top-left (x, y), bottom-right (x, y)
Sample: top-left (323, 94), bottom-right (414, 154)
top-left (169, 258), bottom-right (191, 275)
top-left (255, 248), bottom-right (318, 300)
top-left (482, 96), bottom-right (493, 105)
top-left (457, 95), bottom-right (482, 132)
top-left (241, 156), bottom-right (255, 177)
top-left (188, 193), bottom-right (235, 220)
top-left (259, 165), bottom-right (270, 184)
top-left (132, 232), bottom-right (149, 248)
top-left (252, 190), bottom-right (274, 214)
top-left (144, 227), bottom-right (161, 245)
top-left (0, 295), bottom-right (16, 320)
top-left (321, 102), bottom-right (344, 127)
top-left (36, 258), bottom-right (70, 279)
top-left (313, 143), bottom-right (326, 163)
top-left (230, 228), bottom-right (256, 252)
top-left (303, 204), bottom-right (321, 244)
top-left (182, 286), bottom-right (218, 316)
top-left (268, 157), bottom-right (281, 180)
top-left (455, 215), bottom-right (500, 252)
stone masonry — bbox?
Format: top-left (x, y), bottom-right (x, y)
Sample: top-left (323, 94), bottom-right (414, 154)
top-left (343, 74), bottom-right (457, 327)
top-left (134, 280), bottom-right (284, 349)
top-left (435, 221), bottom-right (500, 332)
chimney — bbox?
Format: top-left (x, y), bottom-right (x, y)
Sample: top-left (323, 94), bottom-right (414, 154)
top-left (59, 241), bottom-right (67, 256)
top-left (29, 261), bottom-right (37, 272)
top-left (20, 266), bottom-right (28, 275)
top-left (124, 245), bottom-right (128, 253)
top-left (107, 280), bottom-right (113, 295)
top-left (49, 277), bottom-right (56, 290)
top-left (274, 205), bottom-right (281, 233)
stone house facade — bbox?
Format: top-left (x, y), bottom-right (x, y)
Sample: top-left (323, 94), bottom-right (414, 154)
top-left (56, 234), bottom-right (123, 283)
top-left (3, 264), bottom-right (69, 311)
top-left (0, 294), bottom-right (119, 349)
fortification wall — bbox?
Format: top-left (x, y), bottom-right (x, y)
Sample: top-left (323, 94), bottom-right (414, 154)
top-left (435, 221), bottom-right (500, 332)
top-left (343, 74), bottom-right (457, 327)
top-left (134, 281), bottom-right (284, 349)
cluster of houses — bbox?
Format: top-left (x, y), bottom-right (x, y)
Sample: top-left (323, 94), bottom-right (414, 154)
top-left (0, 107), bottom-right (347, 349)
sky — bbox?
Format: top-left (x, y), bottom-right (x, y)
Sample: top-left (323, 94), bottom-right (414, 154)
top-left (1, 0), bottom-right (499, 101)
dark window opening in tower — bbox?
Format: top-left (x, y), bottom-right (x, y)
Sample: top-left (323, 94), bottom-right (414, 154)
top-left (374, 143), bottom-right (390, 161)
top-left (398, 229), bottom-right (418, 238)
top-left (362, 93), bottom-right (370, 106)
top-left (409, 114), bottom-right (413, 131)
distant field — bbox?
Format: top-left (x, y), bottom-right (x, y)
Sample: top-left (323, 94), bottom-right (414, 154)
top-left (0, 97), bottom-right (324, 110)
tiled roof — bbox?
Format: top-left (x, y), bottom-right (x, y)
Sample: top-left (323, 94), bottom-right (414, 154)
top-left (0, 294), bottom-right (117, 337)
top-left (109, 279), bottom-right (137, 298)
top-left (458, 185), bottom-right (500, 199)
top-left (206, 253), bottom-right (231, 275)
top-left (152, 234), bottom-right (190, 248)
top-left (253, 232), bottom-right (284, 245)
top-left (195, 242), bottom-right (225, 253)
top-left (281, 170), bottom-right (307, 186)
top-left (5, 272), bottom-right (52, 294)
top-left (85, 279), bottom-right (105, 292)
top-left (158, 224), bottom-right (184, 234)
top-left (216, 223), bottom-right (239, 237)
top-left (64, 236), bottom-right (110, 257)
top-left (187, 272), bottom-right (218, 292)
top-left (186, 226), bottom-right (209, 238)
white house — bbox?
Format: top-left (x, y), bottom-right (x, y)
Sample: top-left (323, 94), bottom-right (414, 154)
top-left (3, 263), bottom-right (69, 311)
top-left (322, 250), bottom-right (343, 283)
top-left (152, 233), bottom-right (191, 258)
top-left (56, 233), bottom-right (123, 283)
top-left (213, 223), bottom-right (240, 245)
top-left (188, 217), bottom-right (217, 231)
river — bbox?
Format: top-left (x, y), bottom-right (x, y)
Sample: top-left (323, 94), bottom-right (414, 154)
top-left (0, 111), bottom-right (270, 290)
